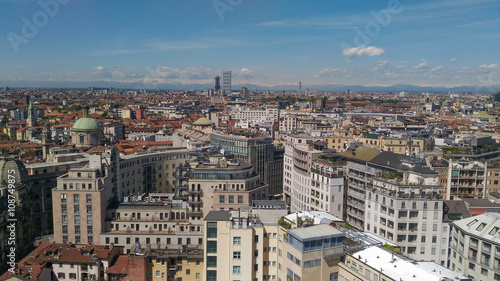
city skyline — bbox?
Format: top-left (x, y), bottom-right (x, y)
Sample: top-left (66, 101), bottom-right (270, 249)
top-left (0, 0), bottom-right (499, 90)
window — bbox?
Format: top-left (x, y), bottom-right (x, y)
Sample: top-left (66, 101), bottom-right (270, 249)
top-left (61, 193), bottom-right (67, 203)
top-left (61, 204), bottom-right (67, 213)
top-left (196, 273), bottom-right (201, 280)
top-left (207, 222), bottom-right (217, 238)
top-left (156, 270), bottom-right (160, 277)
top-left (469, 262), bottom-right (475, 270)
top-left (62, 225), bottom-right (68, 234)
top-left (233, 251), bottom-right (241, 259)
top-left (75, 225), bottom-right (80, 234)
top-left (234, 237), bottom-right (241, 245)
top-left (74, 215), bottom-right (80, 224)
top-left (482, 267), bottom-right (488, 275)
top-left (233, 266), bottom-right (241, 274)
top-left (57, 273), bottom-right (65, 279)
top-left (87, 205), bottom-right (92, 214)
top-left (207, 241), bottom-right (217, 253)
top-left (219, 195), bottom-right (225, 203)
top-left (207, 256), bottom-right (217, 268)
top-left (74, 205), bottom-right (80, 213)
top-left (87, 215), bottom-right (93, 224)
top-left (238, 195), bottom-right (243, 203)
top-left (229, 195), bottom-right (234, 203)
top-left (86, 194), bottom-right (92, 203)
top-left (87, 226), bottom-right (93, 234)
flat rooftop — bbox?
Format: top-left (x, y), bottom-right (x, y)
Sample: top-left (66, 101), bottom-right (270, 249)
top-left (352, 246), bottom-right (469, 281)
top-left (288, 224), bottom-right (343, 240)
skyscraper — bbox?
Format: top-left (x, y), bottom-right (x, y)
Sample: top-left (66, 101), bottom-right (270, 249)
top-left (214, 76), bottom-right (221, 91)
top-left (222, 71), bottom-right (231, 94)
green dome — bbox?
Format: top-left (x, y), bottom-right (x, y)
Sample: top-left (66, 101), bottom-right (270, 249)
top-left (193, 117), bottom-right (214, 126)
top-left (73, 117), bottom-right (100, 130)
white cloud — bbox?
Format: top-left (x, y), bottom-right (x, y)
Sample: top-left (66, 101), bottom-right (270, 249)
top-left (239, 68), bottom-right (256, 79)
top-left (479, 64), bottom-right (498, 69)
top-left (342, 46), bottom-right (385, 58)
top-left (317, 68), bottom-right (347, 77)
top-left (96, 66), bottom-right (104, 70)
top-left (449, 58), bottom-right (457, 63)
top-left (373, 60), bottom-right (388, 71)
top-left (414, 62), bottom-right (429, 69)
top-left (431, 66), bottom-right (443, 71)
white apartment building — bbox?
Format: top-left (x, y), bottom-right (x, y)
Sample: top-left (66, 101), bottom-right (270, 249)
top-left (283, 134), bottom-right (345, 218)
top-left (341, 146), bottom-right (449, 264)
top-left (449, 212), bottom-right (500, 280)
top-left (310, 158), bottom-right (345, 218)
top-left (231, 104), bottom-right (280, 123)
top-left (283, 135), bottom-right (322, 212)
top-left (339, 246), bottom-right (470, 281)
top-left (365, 176), bottom-right (449, 265)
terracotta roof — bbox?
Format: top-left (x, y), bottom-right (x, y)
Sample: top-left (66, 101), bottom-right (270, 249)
top-left (106, 255), bottom-right (129, 275)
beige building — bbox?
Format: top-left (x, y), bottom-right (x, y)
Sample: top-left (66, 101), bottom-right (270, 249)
top-left (277, 223), bottom-right (345, 281)
top-left (53, 147), bottom-right (190, 244)
top-left (204, 209), bottom-right (284, 281)
top-left (101, 195), bottom-right (203, 254)
top-left (190, 155), bottom-right (269, 217)
top-left (52, 163), bottom-right (109, 244)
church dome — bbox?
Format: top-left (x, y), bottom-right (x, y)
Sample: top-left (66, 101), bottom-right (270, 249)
top-left (73, 117), bottom-right (100, 130)
top-left (193, 117), bottom-right (214, 126)
top-left (0, 157), bottom-right (29, 187)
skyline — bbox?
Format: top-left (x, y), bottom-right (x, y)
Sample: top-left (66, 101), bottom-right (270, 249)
top-left (0, 0), bottom-right (499, 91)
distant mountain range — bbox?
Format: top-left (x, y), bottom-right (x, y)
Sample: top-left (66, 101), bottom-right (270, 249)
top-left (2, 80), bottom-right (499, 94)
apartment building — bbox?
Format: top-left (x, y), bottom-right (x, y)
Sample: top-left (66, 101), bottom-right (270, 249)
top-left (310, 154), bottom-right (345, 218)
top-left (366, 176), bottom-right (448, 264)
top-left (0, 156), bottom-right (34, 274)
top-left (277, 223), bottom-right (346, 281)
top-left (339, 246), bottom-right (470, 281)
top-left (101, 195), bottom-right (203, 253)
top-left (190, 155), bottom-right (269, 217)
top-left (25, 153), bottom-right (89, 237)
top-left (52, 147), bottom-right (190, 244)
top-left (449, 212), bottom-right (500, 280)
top-left (340, 146), bottom-right (449, 264)
top-left (210, 131), bottom-right (283, 196)
top-left (204, 210), bottom-right (284, 281)
top-left (283, 134), bottom-right (322, 212)
top-left (1, 243), bottom-right (121, 281)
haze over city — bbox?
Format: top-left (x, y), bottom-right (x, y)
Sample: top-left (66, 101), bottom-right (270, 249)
top-left (0, 0), bottom-right (499, 91)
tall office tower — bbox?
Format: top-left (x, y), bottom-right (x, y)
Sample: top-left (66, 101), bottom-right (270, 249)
top-left (222, 71), bottom-right (231, 94)
top-left (214, 76), bottom-right (221, 91)
top-left (241, 86), bottom-right (248, 98)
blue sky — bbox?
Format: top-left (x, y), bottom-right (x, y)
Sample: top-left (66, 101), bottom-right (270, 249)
top-left (0, 0), bottom-right (499, 89)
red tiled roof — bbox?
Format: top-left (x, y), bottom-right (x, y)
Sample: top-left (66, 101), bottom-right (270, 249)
top-left (106, 255), bottom-right (129, 275)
